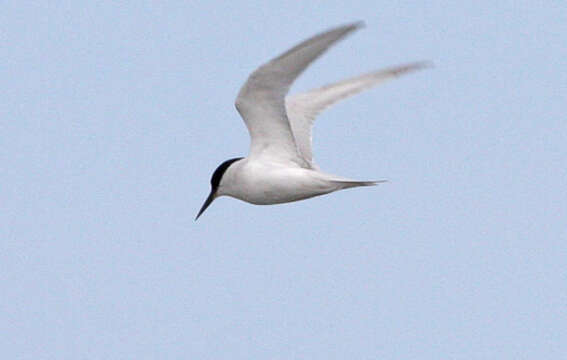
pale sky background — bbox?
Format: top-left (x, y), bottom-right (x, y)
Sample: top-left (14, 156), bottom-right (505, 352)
top-left (2, 1), bottom-right (566, 359)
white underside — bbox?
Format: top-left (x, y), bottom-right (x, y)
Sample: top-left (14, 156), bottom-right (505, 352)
top-left (217, 158), bottom-right (374, 205)
top-left (200, 23), bottom-right (424, 211)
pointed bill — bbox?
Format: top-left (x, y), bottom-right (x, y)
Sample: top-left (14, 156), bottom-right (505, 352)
top-left (195, 190), bottom-right (215, 221)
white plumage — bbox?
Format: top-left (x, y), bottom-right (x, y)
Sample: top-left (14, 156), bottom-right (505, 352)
top-left (196, 22), bottom-right (429, 220)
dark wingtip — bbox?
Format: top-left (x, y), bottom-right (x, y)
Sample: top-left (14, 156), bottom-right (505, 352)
top-left (414, 60), bottom-right (435, 69)
top-left (398, 61), bottom-right (435, 73)
top-left (342, 20), bottom-right (366, 33)
top-left (328, 21), bottom-right (365, 36)
top-left (350, 20), bottom-right (366, 29)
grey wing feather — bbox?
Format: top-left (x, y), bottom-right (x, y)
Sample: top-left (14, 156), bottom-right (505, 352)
top-left (235, 22), bottom-right (364, 165)
top-left (285, 61), bottom-right (431, 167)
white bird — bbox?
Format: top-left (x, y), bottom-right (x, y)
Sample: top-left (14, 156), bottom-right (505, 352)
top-left (196, 21), bottom-right (429, 220)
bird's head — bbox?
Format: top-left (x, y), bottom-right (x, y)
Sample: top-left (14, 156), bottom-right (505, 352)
top-left (195, 157), bottom-right (243, 220)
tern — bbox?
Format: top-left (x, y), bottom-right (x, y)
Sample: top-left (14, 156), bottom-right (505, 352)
top-left (196, 21), bottom-right (428, 220)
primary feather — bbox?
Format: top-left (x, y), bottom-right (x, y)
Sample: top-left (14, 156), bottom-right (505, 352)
top-left (285, 62), bottom-right (431, 167)
top-left (235, 22), bottom-right (364, 166)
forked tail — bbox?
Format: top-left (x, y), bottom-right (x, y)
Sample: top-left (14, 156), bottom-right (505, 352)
top-left (330, 179), bottom-right (387, 189)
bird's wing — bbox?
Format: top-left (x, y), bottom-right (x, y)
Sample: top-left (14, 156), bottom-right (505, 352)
top-left (235, 22), bottom-right (363, 166)
top-left (285, 62), bottom-right (431, 168)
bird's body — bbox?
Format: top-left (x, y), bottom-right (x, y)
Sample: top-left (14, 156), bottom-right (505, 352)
top-left (196, 21), bottom-right (428, 220)
top-left (217, 157), bottom-right (377, 205)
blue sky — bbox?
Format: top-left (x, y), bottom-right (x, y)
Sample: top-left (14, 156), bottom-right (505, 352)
top-left (2, 1), bottom-right (566, 359)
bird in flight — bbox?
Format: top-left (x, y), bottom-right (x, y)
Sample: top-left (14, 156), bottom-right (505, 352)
top-left (196, 21), bottom-right (429, 220)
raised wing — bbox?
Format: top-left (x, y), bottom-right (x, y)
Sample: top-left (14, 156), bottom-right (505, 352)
top-left (285, 62), bottom-right (431, 167)
top-left (235, 22), bottom-right (364, 166)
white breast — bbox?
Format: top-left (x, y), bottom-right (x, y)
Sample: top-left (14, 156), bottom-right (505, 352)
top-left (217, 159), bottom-right (339, 205)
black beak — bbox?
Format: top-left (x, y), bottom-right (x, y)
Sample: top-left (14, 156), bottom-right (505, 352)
top-left (195, 190), bottom-right (215, 221)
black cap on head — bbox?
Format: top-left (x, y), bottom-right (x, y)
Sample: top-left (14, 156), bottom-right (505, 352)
top-left (210, 157), bottom-right (243, 191)
top-left (195, 157), bottom-right (243, 220)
